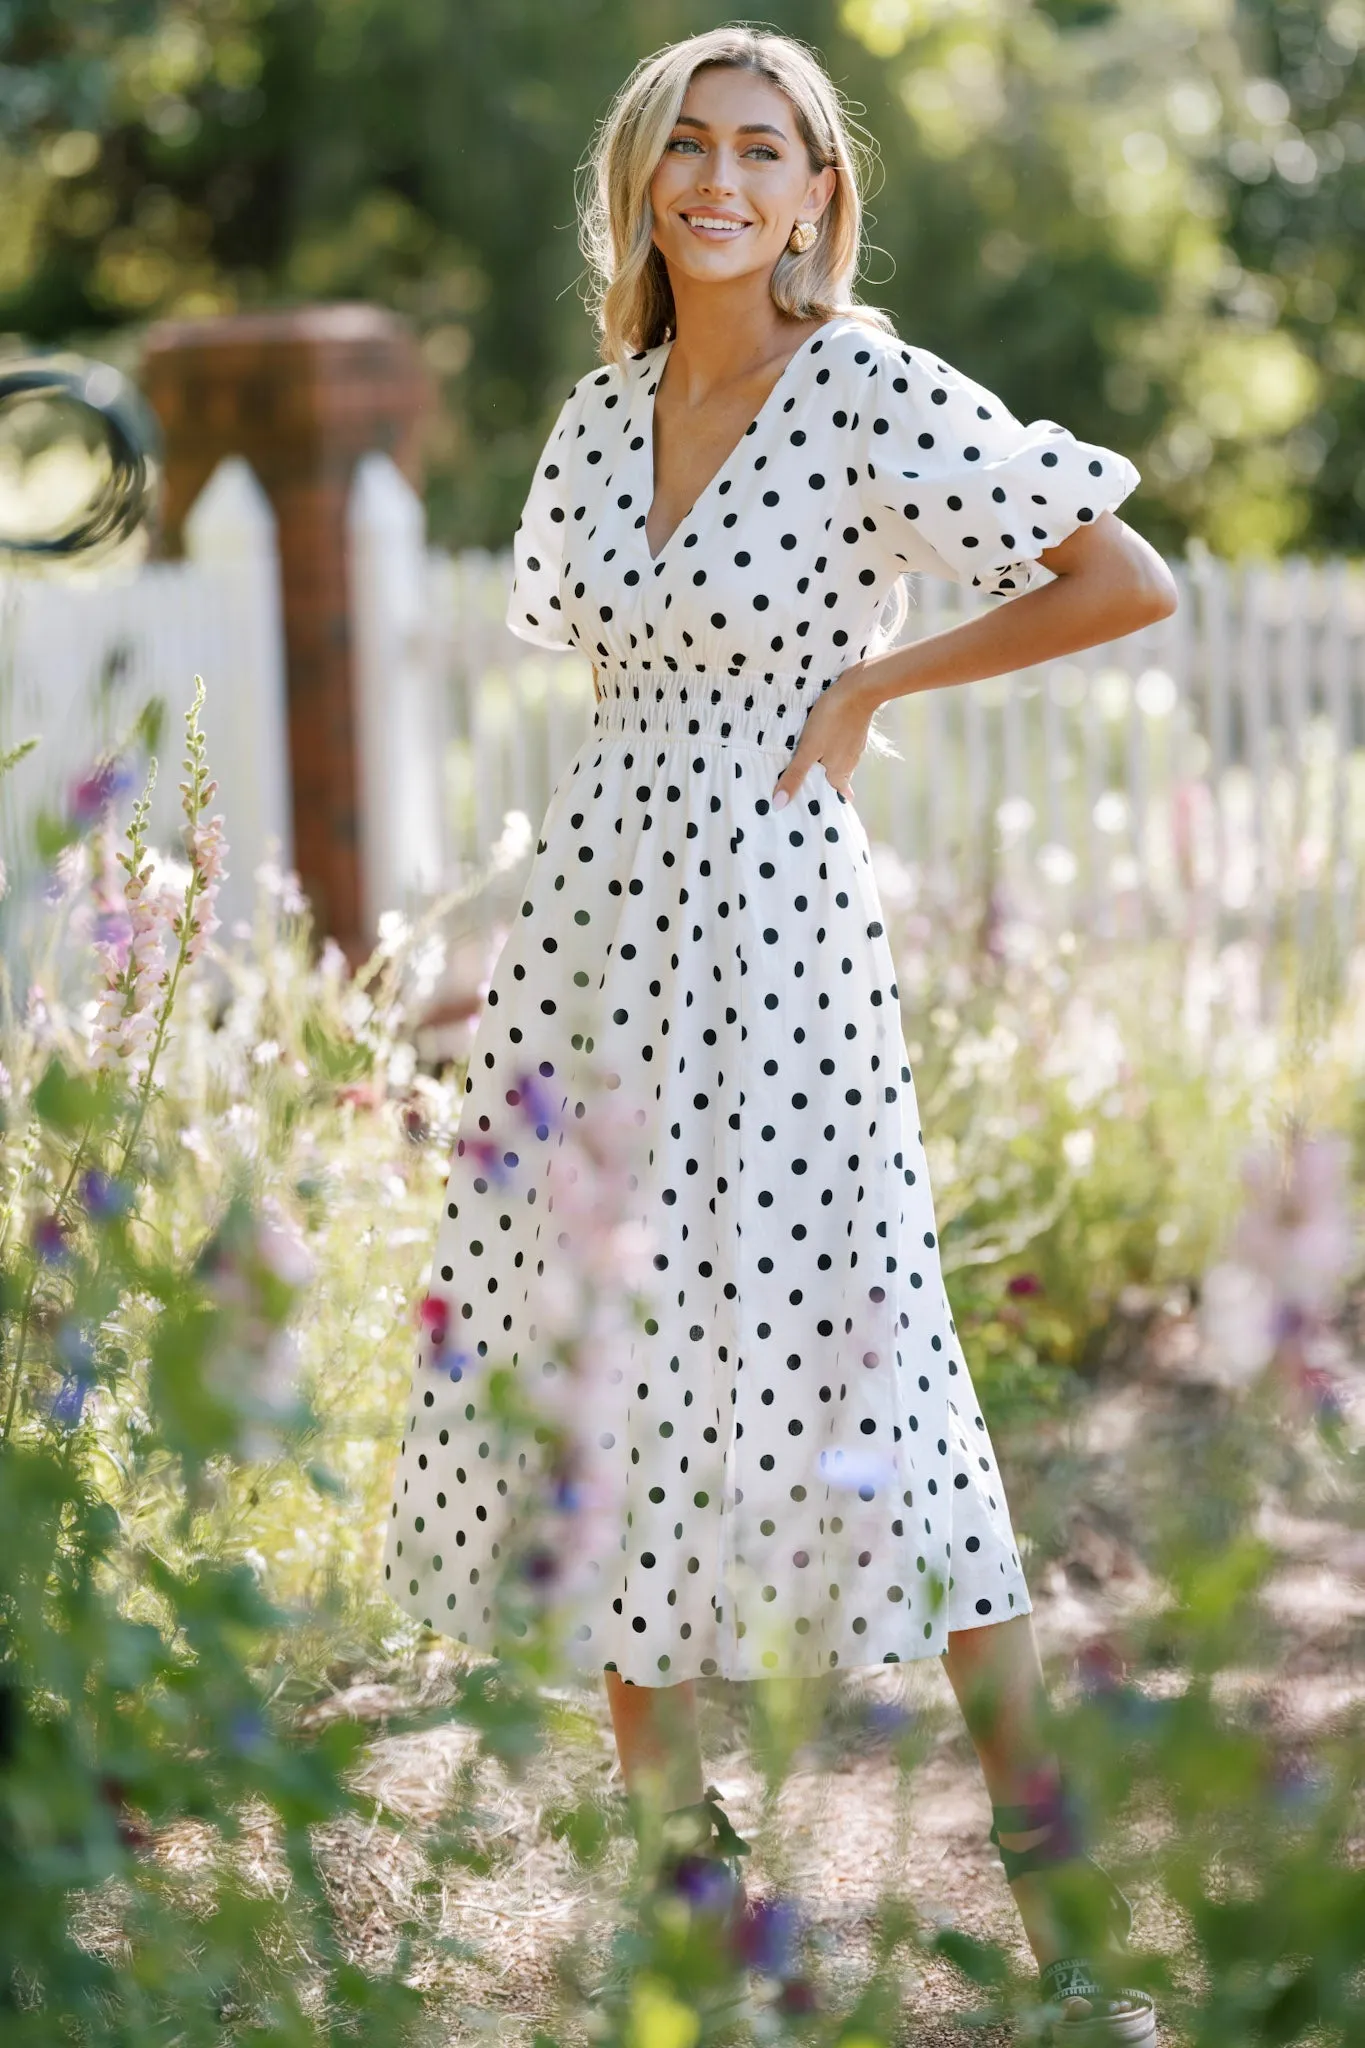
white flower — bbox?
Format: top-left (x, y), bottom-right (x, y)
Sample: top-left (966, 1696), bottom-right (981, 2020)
top-left (50, 840), bottom-right (91, 901)
top-left (256, 1213), bottom-right (314, 1290)
top-left (407, 931), bottom-right (447, 1002)
top-left (490, 811), bottom-right (532, 871)
top-left (258, 1324), bottom-right (303, 1405)
top-left (254, 853), bottom-right (305, 917)
top-left (1062, 1127), bottom-right (1095, 1173)
top-left (387, 1040), bottom-right (417, 1092)
top-left (144, 848), bottom-right (193, 898)
top-left (340, 988), bottom-right (373, 1033)
top-left (1198, 1260), bottom-right (1277, 1387)
top-left (376, 909), bottom-right (410, 955)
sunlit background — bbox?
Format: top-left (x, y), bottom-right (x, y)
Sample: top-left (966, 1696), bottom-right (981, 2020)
top-left (4, 0), bottom-right (1363, 557)
top-left (0, 9), bottom-right (1363, 2044)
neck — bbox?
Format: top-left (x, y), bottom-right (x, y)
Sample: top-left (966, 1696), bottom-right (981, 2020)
top-left (662, 274), bottom-right (811, 390)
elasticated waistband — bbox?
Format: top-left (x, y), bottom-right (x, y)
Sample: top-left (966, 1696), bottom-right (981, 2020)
top-left (591, 669), bottom-right (835, 757)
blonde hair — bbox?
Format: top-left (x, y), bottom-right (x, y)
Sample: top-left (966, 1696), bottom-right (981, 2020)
top-left (579, 25), bottom-right (913, 721)
top-left (579, 25), bottom-right (895, 367)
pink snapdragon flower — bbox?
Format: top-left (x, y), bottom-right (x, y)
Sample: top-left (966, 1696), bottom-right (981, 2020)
top-left (90, 869), bottom-right (180, 1079)
top-left (186, 805), bottom-right (228, 963)
top-left (1228, 1133), bottom-right (1354, 1324)
top-left (1200, 1130), bottom-right (1359, 1407)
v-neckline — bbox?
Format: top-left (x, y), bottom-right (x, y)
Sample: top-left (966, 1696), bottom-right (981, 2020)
top-left (639, 316), bottom-right (844, 566)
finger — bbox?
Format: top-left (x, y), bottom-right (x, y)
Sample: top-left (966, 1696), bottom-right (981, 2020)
top-left (771, 763), bottom-right (806, 811)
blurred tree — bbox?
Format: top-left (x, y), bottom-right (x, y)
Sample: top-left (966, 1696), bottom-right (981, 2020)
top-left (836, 0), bottom-right (1365, 557)
top-left (1, 0), bottom-right (1361, 556)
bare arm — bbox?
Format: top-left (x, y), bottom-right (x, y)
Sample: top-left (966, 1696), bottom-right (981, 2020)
top-left (853, 511), bottom-right (1178, 711)
top-left (772, 513), bottom-right (1177, 807)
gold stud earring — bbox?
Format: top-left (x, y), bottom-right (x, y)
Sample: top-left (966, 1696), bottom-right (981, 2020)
top-left (787, 219), bottom-right (820, 255)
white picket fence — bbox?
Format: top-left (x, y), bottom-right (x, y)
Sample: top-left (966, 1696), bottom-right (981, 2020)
top-left (0, 458), bottom-right (291, 940)
top-left (426, 518), bottom-right (1365, 958)
top-left (3, 450), bottom-right (1363, 969)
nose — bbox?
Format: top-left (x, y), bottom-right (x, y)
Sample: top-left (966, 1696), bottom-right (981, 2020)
top-left (697, 147), bottom-right (741, 194)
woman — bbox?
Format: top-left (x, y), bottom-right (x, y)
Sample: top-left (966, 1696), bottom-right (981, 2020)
top-left (386, 26), bottom-right (1174, 2041)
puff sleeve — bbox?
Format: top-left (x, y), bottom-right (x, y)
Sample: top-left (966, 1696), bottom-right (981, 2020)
top-left (505, 373), bottom-right (591, 651)
top-left (860, 341), bottom-right (1141, 600)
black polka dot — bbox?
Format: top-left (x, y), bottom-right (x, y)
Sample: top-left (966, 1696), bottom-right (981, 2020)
top-left (387, 313), bottom-right (1137, 1682)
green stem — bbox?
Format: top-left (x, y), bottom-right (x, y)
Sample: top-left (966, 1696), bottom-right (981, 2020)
top-left (0, 1265), bottom-right (37, 1445)
top-left (0, 1116), bottom-right (96, 1444)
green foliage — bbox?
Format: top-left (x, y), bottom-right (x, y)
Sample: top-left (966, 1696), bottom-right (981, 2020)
top-left (0, 685), bottom-right (542, 2039)
top-left (0, 675), bottom-right (1361, 2040)
top-left (3, 1), bottom-right (1363, 556)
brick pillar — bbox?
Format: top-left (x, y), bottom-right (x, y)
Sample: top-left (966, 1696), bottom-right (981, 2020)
top-left (141, 305), bottom-right (432, 958)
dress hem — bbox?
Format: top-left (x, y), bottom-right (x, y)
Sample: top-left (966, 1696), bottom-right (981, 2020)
top-left (389, 1585), bottom-right (1035, 1690)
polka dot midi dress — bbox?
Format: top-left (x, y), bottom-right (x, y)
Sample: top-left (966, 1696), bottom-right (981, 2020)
top-left (384, 313), bottom-right (1140, 1685)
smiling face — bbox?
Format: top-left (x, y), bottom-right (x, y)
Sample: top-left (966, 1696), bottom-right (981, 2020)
top-left (648, 63), bottom-right (837, 294)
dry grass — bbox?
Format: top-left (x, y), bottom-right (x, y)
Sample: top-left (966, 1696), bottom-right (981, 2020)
top-left (73, 1302), bottom-right (1365, 2045)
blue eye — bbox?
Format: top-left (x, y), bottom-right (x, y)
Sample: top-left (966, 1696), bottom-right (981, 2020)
top-left (666, 138), bottom-right (780, 159)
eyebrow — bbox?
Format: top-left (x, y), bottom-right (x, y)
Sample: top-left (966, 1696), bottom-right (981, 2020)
top-left (671, 115), bottom-right (789, 139)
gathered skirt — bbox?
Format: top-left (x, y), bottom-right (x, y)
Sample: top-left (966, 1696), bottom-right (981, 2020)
top-left (383, 670), bottom-right (1034, 1685)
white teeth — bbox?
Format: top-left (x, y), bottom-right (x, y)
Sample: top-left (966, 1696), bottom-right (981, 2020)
top-left (684, 215), bottom-right (747, 232)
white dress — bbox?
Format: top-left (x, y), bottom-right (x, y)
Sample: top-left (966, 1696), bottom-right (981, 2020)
top-left (384, 312), bottom-right (1140, 1686)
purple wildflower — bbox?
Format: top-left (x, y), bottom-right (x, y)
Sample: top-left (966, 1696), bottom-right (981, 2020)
top-left (50, 1376), bottom-right (91, 1427)
top-left (1272, 1300), bottom-right (1309, 1346)
top-left (1268, 1756), bottom-right (1328, 1816)
top-left (34, 1214), bottom-right (69, 1264)
top-left (456, 1136), bottom-right (516, 1187)
top-left (864, 1699), bottom-right (915, 1739)
top-left (733, 1895), bottom-right (801, 1976)
top-left (1007, 1272), bottom-right (1043, 1298)
top-left (437, 1345), bottom-right (477, 1383)
top-left (1297, 1363), bottom-right (1345, 1426)
top-left (226, 1708), bottom-right (269, 1756)
top-left (80, 1168), bottom-right (132, 1222)
top-left (551, 1475), bottom-right (582, 1515)
top-left (51, 1327), bottom-right (97, 1426)
top-left (670, 1854), bottom-right (741, 1915)
top-left (69, 760), bottom-right (135, 826)
top-left (521, 1547), bottom-right (560, 1586)
top-left (1076, 1639), bottom-right (1170, 1732)
top-left (514, 1068), bottom-right (563, 1137)
top-left (56, 1320), bottom-right (95, 1376)
top-left (817, 1445), bottom-right (898, 1495)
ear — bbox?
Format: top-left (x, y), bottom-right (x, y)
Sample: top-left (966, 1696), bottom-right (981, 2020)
top-left (803, 162), bottom-right (838, 222)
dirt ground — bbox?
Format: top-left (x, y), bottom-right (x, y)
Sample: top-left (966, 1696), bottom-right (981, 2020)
top-left (133, 1291), bottom-right (1362, 2043)
top-left (274, 1288), bottom-right (1364, 2046)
